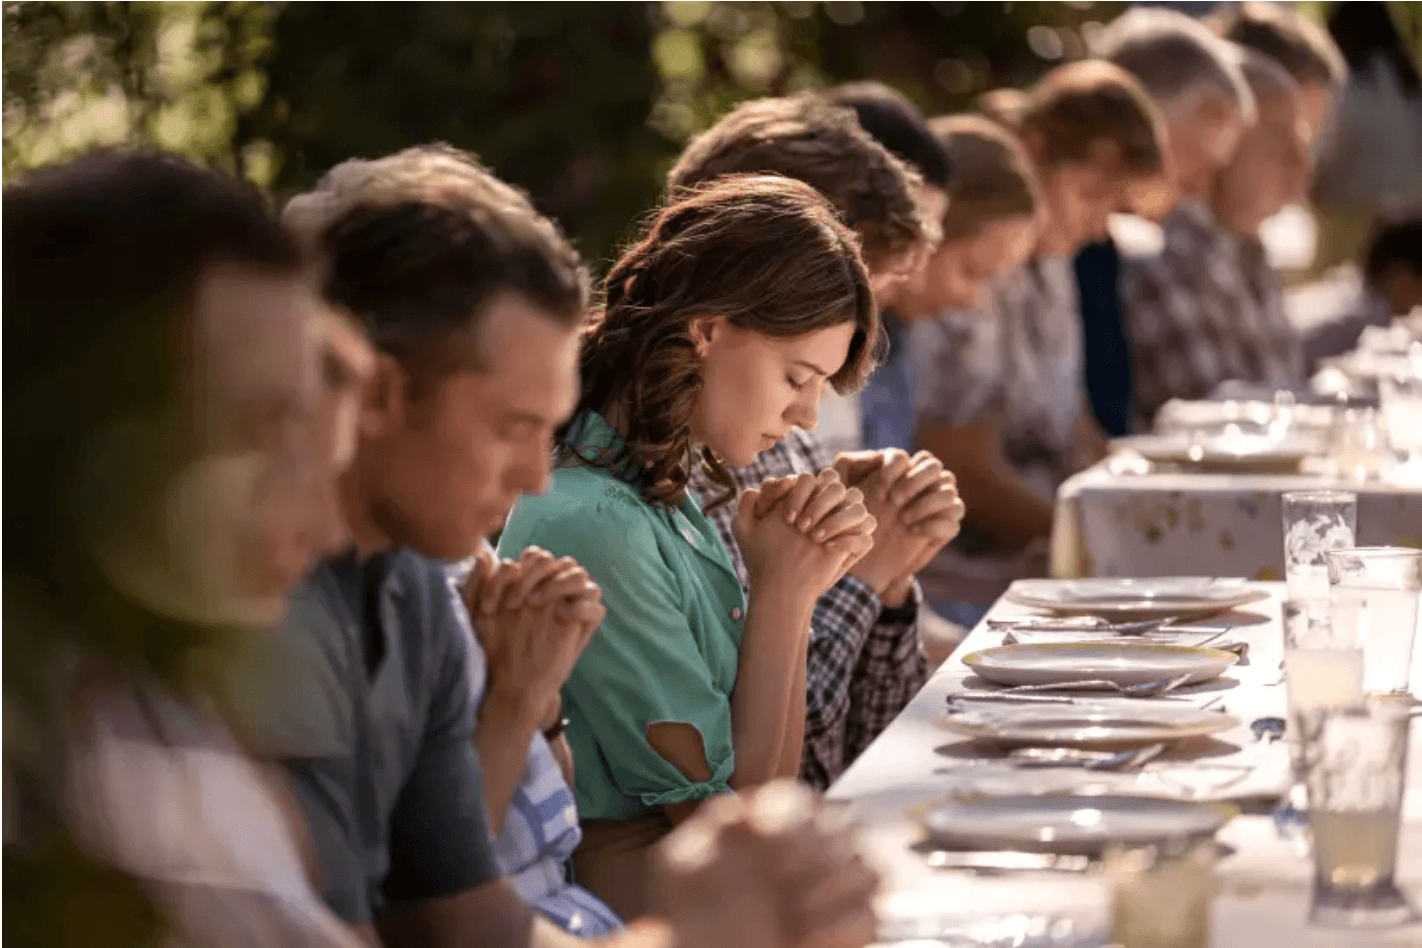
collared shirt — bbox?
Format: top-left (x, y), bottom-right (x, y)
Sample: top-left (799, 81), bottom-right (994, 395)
top-left (498, 411), bottom-right (745, 821)
top-left (442, 564), bottom-right (621, 936)
top-left (858, 310), bottom-right (916, 452)
top-left (1124, 200), bottom-right (1306, 424)
top-left (909, 256), bottom-right (1082, 606)
top-left (689, 428), bottom-right (929, 790)
top-left (229, 549), bottom-right (502, 925)
top-left (912, 255), bottom-right (1083, 500)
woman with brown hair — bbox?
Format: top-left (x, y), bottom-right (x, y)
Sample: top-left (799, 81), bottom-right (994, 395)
top-left (498, 174), bottom-right (880, 918)
top-left (911, 61), bottom-right (1173, 623)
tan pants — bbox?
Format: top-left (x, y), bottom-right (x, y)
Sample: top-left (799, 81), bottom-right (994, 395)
top-left (572, 812), bottom-right (675, 922)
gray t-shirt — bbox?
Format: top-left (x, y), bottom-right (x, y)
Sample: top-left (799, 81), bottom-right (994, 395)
top-left (232, 548), bottom-right (501, 925)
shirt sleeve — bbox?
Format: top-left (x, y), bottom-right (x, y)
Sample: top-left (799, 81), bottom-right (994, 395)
top-left (382, 563), bottom-right (502, 905)
top-left (501, 495), bottom-right (736, 814)
top-left (230, 580), bottom-right (374, 924)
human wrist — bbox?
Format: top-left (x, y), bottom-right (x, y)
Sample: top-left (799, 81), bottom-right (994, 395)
top-left (481, 681), bottom-right (547, 734)
top-left (746, 586), bottom-right (814, 642)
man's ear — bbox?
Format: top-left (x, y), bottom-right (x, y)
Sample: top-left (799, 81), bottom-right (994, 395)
top-left (360, 353), bottom-right (410, 439)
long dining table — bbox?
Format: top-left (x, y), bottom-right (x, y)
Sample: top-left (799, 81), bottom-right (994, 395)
top-left (831, 582), bottom-right (1422, 947)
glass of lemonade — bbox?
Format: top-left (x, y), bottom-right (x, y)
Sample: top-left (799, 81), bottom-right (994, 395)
top-left (1326, 548), bottom-right (1422, 695)
top-left (1302, 697), bottom-right (1414, 926)
top-left (1106, 837), bottom-right (1215, 948)
top-left (1281, 599), bottom-right (1364, 776)
top-left (1281, 490), bottom-right (1356, 602)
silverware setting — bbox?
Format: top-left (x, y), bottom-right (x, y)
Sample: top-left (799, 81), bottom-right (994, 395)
top-left (985, 673), bottom-right (1196, 699)
top-left (1008, 742), bottom-right (1166, 772)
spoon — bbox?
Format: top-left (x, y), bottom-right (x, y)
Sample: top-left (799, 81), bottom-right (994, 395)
top-left (1009, 742), bottom-right (1166, 772)
top-left (992, 674), bottom-right (1195, 699)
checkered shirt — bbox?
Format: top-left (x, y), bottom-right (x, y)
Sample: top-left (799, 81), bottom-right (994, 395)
top-left (1125, 200), bottom-right (1306, 425)
top-left (689, 429), bottom-right (929, 790)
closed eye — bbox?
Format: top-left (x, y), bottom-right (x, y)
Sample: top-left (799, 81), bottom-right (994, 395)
top-left (787, 375), bottom-right (808, 392)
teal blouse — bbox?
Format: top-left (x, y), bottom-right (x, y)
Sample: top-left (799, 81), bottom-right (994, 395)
top-left (497, 412), bottom-right (747, 821)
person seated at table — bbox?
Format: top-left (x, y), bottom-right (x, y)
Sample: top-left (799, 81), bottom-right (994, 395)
top-left (1074, 6), bottom-right (1258, 437)
top-left (277, 148), bottom-right (625, 937)
top-left (237, 146), bottom-right (882, 948)
top-left (498, 175), bottom-right (881, 919)
top-left (1126, 52), bottom-right (1315, 424)
top-left (1212, 0), bottom-right (1347, 146)
top-left (815, 81), bottom-right (956, 455)
top-left (911, 62), bottom-right (1171, 625)
top-left (4, 150), bottom-right (374, 948)
top-left (666, 93), bottom-right (965, 788)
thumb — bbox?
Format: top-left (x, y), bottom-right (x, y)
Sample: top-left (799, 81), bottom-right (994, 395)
top-left (736, 487), bottom-right (762, 536)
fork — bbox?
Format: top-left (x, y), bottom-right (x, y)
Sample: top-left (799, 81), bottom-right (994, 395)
top-left (989, 673), bottom-right (1195, 699)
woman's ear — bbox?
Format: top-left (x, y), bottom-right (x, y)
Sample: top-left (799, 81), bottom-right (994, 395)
top-left (687, 315), bottom-right (723, 358)
top-left (360, 353), bottom-right (409, 439)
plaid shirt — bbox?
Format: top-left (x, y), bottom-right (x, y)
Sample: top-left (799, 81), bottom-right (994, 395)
top-left (689, 429), bottom-right (929, 790)
top-left (1125, 200), bottom-right (1306, 425)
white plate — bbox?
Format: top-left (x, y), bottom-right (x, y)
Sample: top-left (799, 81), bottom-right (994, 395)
top-left (940, 702), bottom-right (1240, 748)
top-left (1110, 433), bottom-right (1313, 472)
top-left (917, 793), bottom-right (1237, 855)
top-left (1005, 578), bottom-right (1264, 621)
top-left (962, 642), bottom-right (1238, 688)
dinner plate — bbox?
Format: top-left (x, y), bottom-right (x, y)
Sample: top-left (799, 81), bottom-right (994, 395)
top-left (940, 702), bottom-right (1240, 748)
top-left (962, 642), bottom-right (1238, 688)
top-left (1005, 577), bottom-right (1265, 621)
top-left (916, 793), bottom-right (1237, 855)
top-left (1110, 433), bottom-right (1313, 473)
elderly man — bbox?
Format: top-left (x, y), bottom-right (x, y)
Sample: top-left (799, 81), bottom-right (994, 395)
top-left (1127, 52), bottom-right (1315, 422)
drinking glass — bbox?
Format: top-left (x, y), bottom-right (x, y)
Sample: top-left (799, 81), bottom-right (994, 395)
top-left (1105, 837), bottom-right (1215, 948)
top-left (1326, 547), bottom-right (1422, 694)
top-left (1330, 407), bottom-right (1392, 482)
top-left (1301, 697), bottom-right (1414, 927)
top-left (1281, 490), bottom-right (1357, 602)
top-left (1281, 598), bottom-right (1364, 776)
top-left (1380, 373), bottom-right (1422, 461)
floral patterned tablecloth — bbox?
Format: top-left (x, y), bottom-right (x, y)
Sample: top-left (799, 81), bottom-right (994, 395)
top-left (1051, 462), bottom-right (1422, 578)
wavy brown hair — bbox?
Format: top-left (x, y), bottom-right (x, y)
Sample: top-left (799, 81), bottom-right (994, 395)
top-left (563, 174), bottom-right (879, 509)
top-left (667, 95), bottom-right (928, 272)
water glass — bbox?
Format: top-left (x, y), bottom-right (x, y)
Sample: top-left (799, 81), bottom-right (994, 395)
top-left (1326, 547), bottom-right (1422, 694)
top-left (1330, 407), bottom-right (1392, 482)
top-left (1301, 697), bottom-right (1414, 927)
top-left (1105, 837), bottom-right (1215, 948)
top-left (1281, 598), bottom-right (1364, 775)
top-left (1380, 372), bottom-right (1422, 459)
top-left (1281, 490), bottom-right (1357, 601)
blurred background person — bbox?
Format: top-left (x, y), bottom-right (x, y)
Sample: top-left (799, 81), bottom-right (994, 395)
top-left (1128, 51), bottom-right (1314, 423)
top-left (1076, 5), bottom-right (1254, 437)
top-left (4, 150), bottom-right (370, 948)
top-left (912, 61), bottom-right (1169, 624)
top-left (668, 95), bottom-right (963, 789)
top-left (1214, 0), bottom-right (1348, 147)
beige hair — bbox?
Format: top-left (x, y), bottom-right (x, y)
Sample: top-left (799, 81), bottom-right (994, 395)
top-left (1096, 6), bottom-right (1257, 122)
top-left (1238, 47), bottom-right (1299, 107)
top-left (927, 114), bottom-right (1039, 239)
top-left (1213, 1), bottom-right (1346, 90)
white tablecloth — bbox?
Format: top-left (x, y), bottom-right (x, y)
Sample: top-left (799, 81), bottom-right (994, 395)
top-left (830, 583), bottom-right (1422, 946)
top-left (1050, 463), bottom-right (1422, 579)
